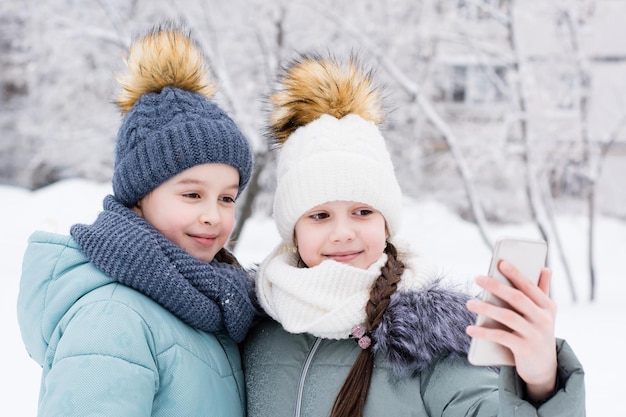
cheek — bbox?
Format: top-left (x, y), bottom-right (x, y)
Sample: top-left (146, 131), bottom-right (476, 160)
top-left (293, 224), bottom-right (324, 267)
top-left (369, 232), bottom-right (387, 253)
top-left (221, 208), bottom-right (237, 232)
top-left (293, 221), bottom-right (309, 247)
top-left (298, 243), bottom-right (320, 267)
top-left (366, 221), bottom-right (388, 252)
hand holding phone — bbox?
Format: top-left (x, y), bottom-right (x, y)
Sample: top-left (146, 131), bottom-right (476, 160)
top-left (467, 237), bottom-right (548, 367)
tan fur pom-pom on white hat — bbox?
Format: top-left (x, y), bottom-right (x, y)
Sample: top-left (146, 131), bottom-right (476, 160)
top-left (268, 54), bottom-right (403, 245)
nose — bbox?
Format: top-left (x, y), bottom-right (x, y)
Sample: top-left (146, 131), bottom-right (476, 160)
top-left (199, 201), bottom-right (221, 225)
top-left (330, 215), bottom-right (356, 242)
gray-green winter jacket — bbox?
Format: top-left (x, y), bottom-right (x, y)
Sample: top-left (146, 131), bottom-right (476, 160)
top-left (244, 300), bottom-right (585, 417)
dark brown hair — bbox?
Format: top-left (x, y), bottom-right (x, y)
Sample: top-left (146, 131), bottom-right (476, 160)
top-left (214, 247), bottom-right (242, 267)
top-left (329, 242), bottom-right (404, 417)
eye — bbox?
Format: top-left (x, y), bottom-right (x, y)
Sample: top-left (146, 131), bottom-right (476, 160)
top-left (220, 195), bottom-right (236, 204)
top-left (182, 192), bottom-right (201, 199)
top-left (354, 208), bottom-right (373, 216)
top-left (309, 212), bottom-right (329, 220)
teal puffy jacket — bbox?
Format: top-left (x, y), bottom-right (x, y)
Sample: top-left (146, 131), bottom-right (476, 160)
top-left (17, 231), bottom-right (246, 417)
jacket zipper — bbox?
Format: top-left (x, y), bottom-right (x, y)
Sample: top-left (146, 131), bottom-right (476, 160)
top-left (295, 337), bottom-right (322, 417)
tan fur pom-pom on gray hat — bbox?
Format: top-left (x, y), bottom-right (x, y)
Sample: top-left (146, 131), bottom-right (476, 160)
top-left (112, 22), bottom-right (253, 206)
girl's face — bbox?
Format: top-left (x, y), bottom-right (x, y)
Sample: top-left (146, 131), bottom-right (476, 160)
top-left (294, 201), bottom-right (388, 269)
top-left (133, 163), bottom-right (239, 263)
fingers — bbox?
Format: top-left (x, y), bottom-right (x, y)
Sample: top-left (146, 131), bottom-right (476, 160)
top-left (492, 261), bottom-right (554, 311)
top-left (467, 262), bottom-right (556, 332)
top-left (466, 261), bottom-right (558, 394)
top-left (466, 295), bottom-right (525, 335)
top-left (465, 316), bottom-right (519, 345)
top-left (537, 267), bottom-right (552, 295)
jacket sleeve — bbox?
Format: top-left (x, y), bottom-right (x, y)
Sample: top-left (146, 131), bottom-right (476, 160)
top-left (498, 338), bottom-right (586, 417)
top-left (421, 338), bottom-right (585, 416)
top-left (38, 300), bottom-right (159, 417)
top-left (420, 356), bottom-right (501, 416)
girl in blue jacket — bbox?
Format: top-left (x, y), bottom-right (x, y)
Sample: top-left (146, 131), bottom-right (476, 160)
top-left (17, 23), bottom-right (256, 417)
top-left (243, 54), bottom-right (585, 416)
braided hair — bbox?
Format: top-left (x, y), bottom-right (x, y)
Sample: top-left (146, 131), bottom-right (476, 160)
top-left (329, 242), bottom-right (405, 417)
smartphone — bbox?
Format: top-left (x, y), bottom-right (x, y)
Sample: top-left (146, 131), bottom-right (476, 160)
top-left (467, 237), bottom-right (548, 367)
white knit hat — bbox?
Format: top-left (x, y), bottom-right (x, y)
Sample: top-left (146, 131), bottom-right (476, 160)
top-left (269, 54), bottom-right (403, 245)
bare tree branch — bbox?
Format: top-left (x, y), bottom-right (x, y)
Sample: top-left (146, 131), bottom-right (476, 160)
top-left (65, 27), bottom-right (128, 49)
top-left (506, 1), bottom-right (578, 301)
top-left (228, 2), bottom-right (288, 250)
top-left (309, 2), bottom-right (494, 250)
top-left (463, 0), bottom-right (510, 26)
top-left (562, 4), bottom-right (595, 301)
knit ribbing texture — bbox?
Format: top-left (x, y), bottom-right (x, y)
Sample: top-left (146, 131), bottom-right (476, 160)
top-left (113, 86), bottom-right (253, 207)
top-left (70, 195), bottom-right (256, 342)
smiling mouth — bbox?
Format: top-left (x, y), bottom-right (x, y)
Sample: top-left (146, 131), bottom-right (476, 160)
top-left (325, 252), bottom-right (361, 263)
top-left (190, 235), bottom-right (218, 246)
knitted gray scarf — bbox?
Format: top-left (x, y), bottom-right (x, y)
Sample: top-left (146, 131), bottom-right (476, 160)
top-left (70, 195), bottom-right (256, 343)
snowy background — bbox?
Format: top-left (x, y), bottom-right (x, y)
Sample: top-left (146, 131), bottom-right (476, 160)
top-left (3, 0), bottom-right (626, 221)
top-left (2, 1), bottom-right (626, 415)
top-left (2, 179), bottom-right (624, 416)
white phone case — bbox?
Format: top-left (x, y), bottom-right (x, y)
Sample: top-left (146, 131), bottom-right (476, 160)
top-left (467, 237), bottom-right (548, 367)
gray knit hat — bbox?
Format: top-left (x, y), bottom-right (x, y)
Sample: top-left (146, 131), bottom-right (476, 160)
top-left (112, 24), bottom-right (253, 207)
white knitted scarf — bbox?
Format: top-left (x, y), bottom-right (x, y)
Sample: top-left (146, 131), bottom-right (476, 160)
top-left (256, 241), bottom-right (437, 339)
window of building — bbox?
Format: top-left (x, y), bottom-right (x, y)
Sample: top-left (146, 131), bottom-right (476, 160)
top-left (456, 0), bottom-right (509, 21)
top-left (435, 63), bottom-right (509, 104)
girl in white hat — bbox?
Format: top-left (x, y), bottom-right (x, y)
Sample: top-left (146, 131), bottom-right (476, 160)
top-left (243, 54), bottom-right (585, 417)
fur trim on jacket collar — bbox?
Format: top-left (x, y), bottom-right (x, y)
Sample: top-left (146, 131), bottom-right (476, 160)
top-left (372, 279), bottom-right (476, 377)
